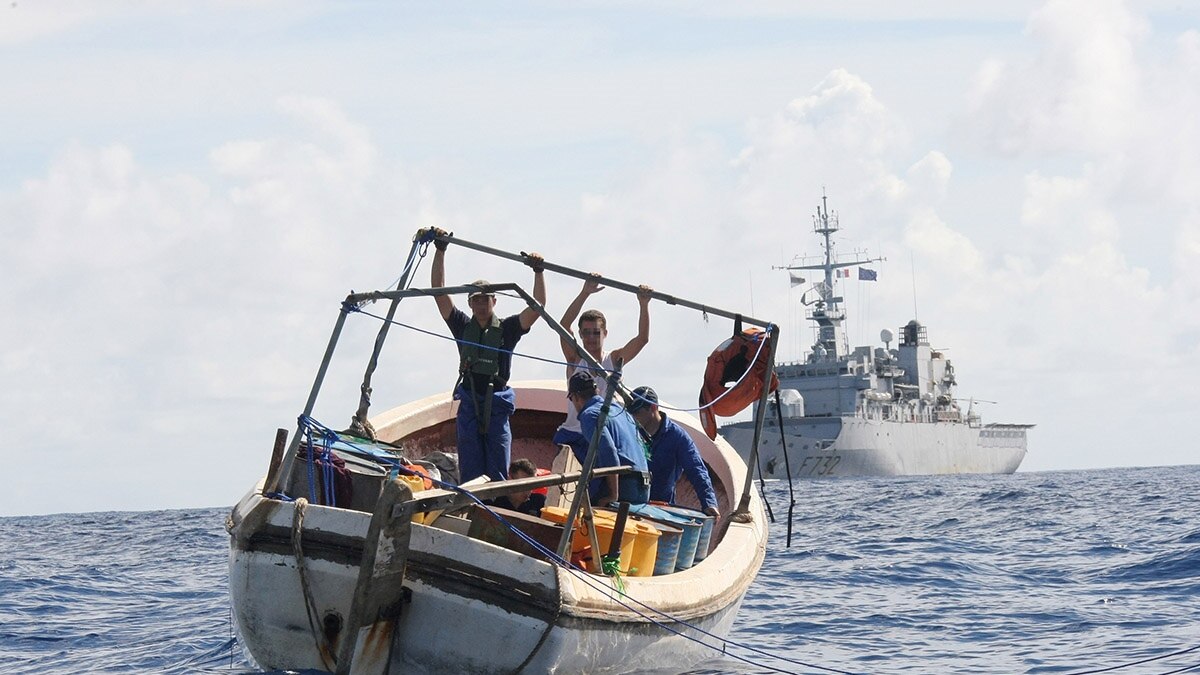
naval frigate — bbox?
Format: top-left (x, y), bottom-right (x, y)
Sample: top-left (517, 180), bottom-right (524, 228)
top-left (721, 195), bottom-right (1032, 478)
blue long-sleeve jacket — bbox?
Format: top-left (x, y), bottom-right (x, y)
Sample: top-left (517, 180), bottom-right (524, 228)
top-left (576, 396), bottom-right (648, 500)
top-left (646, 413), bottom-right (718, 512)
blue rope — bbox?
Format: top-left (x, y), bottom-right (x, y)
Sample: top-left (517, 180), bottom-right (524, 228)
top-left (305, 428), bottom-right (317, 503)
top-left (1064, 643), bottom-right (1200, 674)
top-left (383, 237), bottom-right (429, 293)
top-left (299, 417), bottom-right (361, 507)
top-left (321, 438), bottom-right (336, 508)
top-left (435, 480), bottom-right (841, 674)
top-left (285, 419), bottom-right (1200, 675)
top-left (298, 415), bottom-right (403, 468)
top-left (348, 303), bottom-right (775, 415)
top-left (288, 413), bottom-right (844, 667)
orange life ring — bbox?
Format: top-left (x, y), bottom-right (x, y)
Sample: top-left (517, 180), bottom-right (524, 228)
top-left (698, 328), bottom-right (779, 439)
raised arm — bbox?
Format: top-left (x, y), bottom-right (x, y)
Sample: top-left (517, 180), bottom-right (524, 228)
top-left (558, 275), bottom-right (603, 362)
top-left (609, 285), bottom-right (652, 365)
top-left (518, 252), bottom-right (546, 331)
top-left (430, 229), bottom-right (453, 321)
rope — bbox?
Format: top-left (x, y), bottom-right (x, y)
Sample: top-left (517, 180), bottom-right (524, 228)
top-left (305, 429), bottom-right (316, 503)
top-left (283, 427), bottom-right (1200, 675)
top-left (314, 425), bottom-right (848, 675)
top-left (301, 422), bottom-right (343, 507)
top-left (373, 235), bottom-right (432, 301)
top-left (1158, 661), bottom-right (1200, 675)
top-left (600, 554), bottom-right (626, 596)
top-left (348, 304), bottom-right (774, 415)
top-left (1063, 644), bottom-right (1200, 674)
top-left (290, 498), bottom-right (337, 672)
top-left (290, 415), bottom-right (835, 672)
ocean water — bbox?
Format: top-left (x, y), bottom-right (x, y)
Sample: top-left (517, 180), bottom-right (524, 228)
top-left (2, 465), bottom-right (1197, 674)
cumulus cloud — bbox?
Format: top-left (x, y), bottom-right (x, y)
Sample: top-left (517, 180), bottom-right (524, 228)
top-left (0, 96), bottom-right (431, 515)
top-left (6, 1), bottom-right (1200, 516)
top-left (967, 0), bottom-right (1147, 155)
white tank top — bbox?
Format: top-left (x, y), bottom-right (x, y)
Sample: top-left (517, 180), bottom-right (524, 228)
top-left (561, 353), bottom-right (615, 433)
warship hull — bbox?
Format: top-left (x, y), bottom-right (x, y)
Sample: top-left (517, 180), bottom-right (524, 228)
top-left (721, 417), bottom-right (1027, 479)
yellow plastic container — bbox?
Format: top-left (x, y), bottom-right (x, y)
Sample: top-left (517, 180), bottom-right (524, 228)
top-left (626, 520), bottom-right (661, 577)
top-left (542, 506), bottom-right (654, 574)
top-left (590, 513), bottom-right (636, 574)
top-left (540, 506), bottom-right (590, 554)
top-left (398, 473), bottom-right (426, 494)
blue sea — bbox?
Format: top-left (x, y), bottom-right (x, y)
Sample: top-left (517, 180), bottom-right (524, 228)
top-left (2, 465), bottom-right (1198, 674)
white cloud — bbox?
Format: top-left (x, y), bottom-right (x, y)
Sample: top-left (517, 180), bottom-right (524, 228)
top-left (5, 0), bottom-right (1200, 516)
top-left (0, 97), bottom-right (433, 516)
top-left (967, 0), bottom-right (1148, 154)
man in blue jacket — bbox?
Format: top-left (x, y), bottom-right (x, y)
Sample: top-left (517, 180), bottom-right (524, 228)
top-left (567, 371), bottom-right (649, 506)
top-left (628, 386), bottom-right (720, 517)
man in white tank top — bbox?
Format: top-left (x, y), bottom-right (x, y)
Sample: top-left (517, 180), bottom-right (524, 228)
top-left (552, 275), bottom-right (652, 455)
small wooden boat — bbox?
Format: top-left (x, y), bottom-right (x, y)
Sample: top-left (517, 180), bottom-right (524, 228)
top-left (225, 231), bottom-right (773, 674)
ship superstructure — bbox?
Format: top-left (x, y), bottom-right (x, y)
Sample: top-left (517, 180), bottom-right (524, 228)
top-left (721, 195), bottom-right (1031, 478)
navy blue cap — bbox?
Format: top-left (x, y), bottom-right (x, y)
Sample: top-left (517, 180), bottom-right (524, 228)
top-left (627, 386), bottom-right (658, 413)
top-left (567, 370), bottom-right (597, 397)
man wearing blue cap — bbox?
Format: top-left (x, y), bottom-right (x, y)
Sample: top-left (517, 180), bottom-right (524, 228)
top-left (628, 386), bottom-right (720, 517)
top-left (566, 371), bottom-right (650, 505)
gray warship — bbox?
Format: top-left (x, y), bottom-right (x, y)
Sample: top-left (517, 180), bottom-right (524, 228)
top-left (721, 195), bottom-right (1031, 478)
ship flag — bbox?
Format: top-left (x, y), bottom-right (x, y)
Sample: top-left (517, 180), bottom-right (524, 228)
top-left (789, 273), bottom-right (806, 287)
top-left (859, 267), bottom-right (878, 281)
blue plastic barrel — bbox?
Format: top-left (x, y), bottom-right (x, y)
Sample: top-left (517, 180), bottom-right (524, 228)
top-left (658, 505), bottom-right (714, 562)
top-left (629, 504), bottom-right (702, 570)
top-left (637, 519), bottom-right (682, 575)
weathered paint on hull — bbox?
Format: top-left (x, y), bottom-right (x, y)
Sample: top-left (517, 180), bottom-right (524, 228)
top-left (721, 417), bottom-right (1027, 478)
top-left (228, 490), bottom-right (763, 674)
top-left (228, 382), bottom-right (767, 673)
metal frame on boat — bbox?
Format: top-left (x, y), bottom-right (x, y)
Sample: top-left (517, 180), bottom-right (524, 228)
top-left (226, 229), bottom-right (777, 674)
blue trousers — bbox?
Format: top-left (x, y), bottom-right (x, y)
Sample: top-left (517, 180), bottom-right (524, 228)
top-left (455, 384), bottom-right (516, 483)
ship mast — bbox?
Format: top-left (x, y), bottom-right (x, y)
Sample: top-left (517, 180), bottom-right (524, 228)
top-left (778, 191), bottom-right (881, 362)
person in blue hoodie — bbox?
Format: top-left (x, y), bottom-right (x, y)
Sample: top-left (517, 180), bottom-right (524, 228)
top-left (627, 386), bottom-right (720, 517)
top-left (566, 371), bottom-right (649, 506)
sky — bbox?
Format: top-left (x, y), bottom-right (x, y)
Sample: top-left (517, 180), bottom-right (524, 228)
top-left (3, 1), bottom-right (1199, 517)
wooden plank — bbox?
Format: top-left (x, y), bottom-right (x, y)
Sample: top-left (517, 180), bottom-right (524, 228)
top-left (336, 478), bottom-right (414, 675)
top-left (262, 428), bottom-right (288, 493)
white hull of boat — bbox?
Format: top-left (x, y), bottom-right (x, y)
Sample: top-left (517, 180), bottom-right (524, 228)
top-left (229, 490), bottom-right (759, 673)
top-left (721, 416), bottom-right (1027, 478)
top-left (228, 382), bottom-right (767, 674)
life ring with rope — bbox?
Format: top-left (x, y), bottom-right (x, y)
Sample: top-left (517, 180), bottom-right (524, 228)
top-left (698, 325), bottom-right (779, 439)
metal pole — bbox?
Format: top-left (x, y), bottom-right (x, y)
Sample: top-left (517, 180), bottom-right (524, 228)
top-left (348, 283), bottom-right (623, 405)
top-left (347, 276), bottom-right (629, 563)
top-left (349, 237), bottom-right (426, 435)
top-left (555, 366), bottom-right (623, 560)
top-left (731, 325), bottom-right (780, 521)
top-left (774, 388), bottom-right (797, 547)
top-left (421, 229), bottom-right (773, 329)
top-left (266, 303), bottom-right (352, 495)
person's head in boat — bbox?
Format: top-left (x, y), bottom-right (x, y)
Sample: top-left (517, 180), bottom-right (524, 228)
top-left (577, 308), bottom-right (608, 359)
top-left (566, 370), bottom-right (598, 413)
top-left (627, 385), bottom-right (661, 431)
top-left (507, 458), bottom-right (537, 506)
top-left (558, 275), bottom-right (653, 368)
top-left (467, 280), bottom-right (497, 325)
